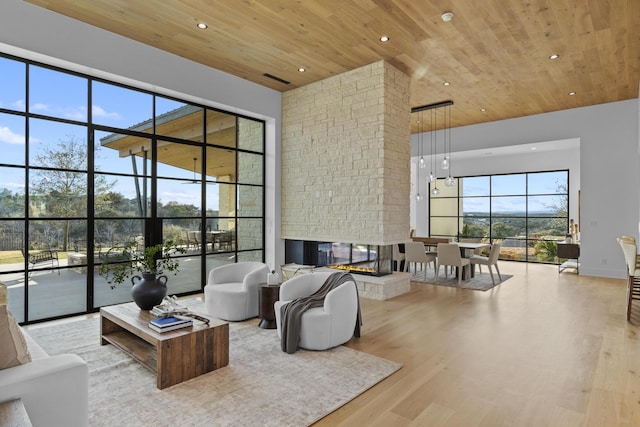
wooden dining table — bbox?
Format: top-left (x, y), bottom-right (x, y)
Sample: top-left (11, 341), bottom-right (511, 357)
top-left (457, 242), bottom-right (490, 256)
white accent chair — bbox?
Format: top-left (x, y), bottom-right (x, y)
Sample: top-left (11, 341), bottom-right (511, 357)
top-left (204, 262), bottom-right (269, 321)
top-left (469, 242), bottom-right (503, 284)
top-left (436, 243), bottom-right (471, 284)
top-left (274, 271), bottom-right (359, 351)
top-left (404, 242), bottom-right (436, 280)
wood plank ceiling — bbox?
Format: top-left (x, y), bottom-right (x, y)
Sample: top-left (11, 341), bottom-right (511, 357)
top-left (26, 0), bottom-right (640, 133)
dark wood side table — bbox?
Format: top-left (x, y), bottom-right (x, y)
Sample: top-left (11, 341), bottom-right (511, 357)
top-left (258, 283), bottom-right (281, 329)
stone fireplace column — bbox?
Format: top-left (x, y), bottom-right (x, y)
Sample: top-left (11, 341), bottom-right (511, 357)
top-left (281, 60), bottom-right (411, 247)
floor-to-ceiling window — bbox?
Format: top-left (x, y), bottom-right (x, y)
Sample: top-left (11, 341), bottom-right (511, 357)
top-left (0, 53), bottom-right (265, 323)
top-left (429, 170), bottom-right (569, 263)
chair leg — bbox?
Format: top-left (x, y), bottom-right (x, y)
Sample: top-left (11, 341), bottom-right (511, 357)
top-left (628, 275), bottom-right (635, 322)
top-left (478, 264), bottom-right (482, 274)
top-left (435, 263), bottom-right (440, 282)
top-left (495, 264), bottom-right (502, 281)
top-left (457, 265), bottom-right (462, 285)
top-left (488, 266), bottom-right (495, 284)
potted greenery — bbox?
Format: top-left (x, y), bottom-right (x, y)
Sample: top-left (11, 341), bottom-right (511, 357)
top-left (99, 240), bottom-right (185, 310)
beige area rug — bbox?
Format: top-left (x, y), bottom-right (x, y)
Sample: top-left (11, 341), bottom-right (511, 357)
top-left (27, 302), bottom-right (401, 427)
top-left (409, 269), bottom-right (513, 291)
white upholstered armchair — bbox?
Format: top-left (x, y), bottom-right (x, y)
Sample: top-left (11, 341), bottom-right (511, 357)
top-left (274, 271), bottom-right (360, 351)
top-left (204, 262), bottom-right (269, 321)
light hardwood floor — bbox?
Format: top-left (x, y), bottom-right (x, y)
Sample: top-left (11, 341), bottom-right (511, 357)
top-left (315, 261), bottom-right (639, 427)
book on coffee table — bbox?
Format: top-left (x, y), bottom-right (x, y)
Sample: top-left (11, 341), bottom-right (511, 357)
top-left (148, 316), bottom-right (193, 333)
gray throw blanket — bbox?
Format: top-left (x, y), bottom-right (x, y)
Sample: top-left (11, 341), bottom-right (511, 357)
top-left (280, 272), bottom-right (362, 354)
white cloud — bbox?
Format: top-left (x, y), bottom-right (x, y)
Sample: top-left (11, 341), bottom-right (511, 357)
top-left (0, 126), bottom-right (25, 144)
top-left (92, 105), bottom-right (121, 120)
top-left (12, 100), bottom-right (25, 110)
top-left (1, 181), bottom-right (25, 189)
top-left (64, 106), bottom-right (87, 120)
top-left (31, 103), bottom-right (49, 112)
top-left (159, 190), bottom-right (200, 206)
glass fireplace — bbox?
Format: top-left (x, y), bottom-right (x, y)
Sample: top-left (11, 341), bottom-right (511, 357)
top-left (284, 240), bottom-right (393, 277)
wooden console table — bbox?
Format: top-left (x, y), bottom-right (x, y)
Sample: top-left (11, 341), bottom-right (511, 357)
top-left (100, 302), bottom-right (229, 389)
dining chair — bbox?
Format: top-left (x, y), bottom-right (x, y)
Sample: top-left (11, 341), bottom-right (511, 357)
top-left (435, 243), bottom-right (470, 284)
top-left (392, 243), bottom-right (406, 272)
top-left (404, 242), bottom-right (436, 280)
top-left (616, 237), bottom-right (640, 322)
top-left (621, 236), bottom-right (640, 266)
top-left (469, 242), bottom-right (503, 284)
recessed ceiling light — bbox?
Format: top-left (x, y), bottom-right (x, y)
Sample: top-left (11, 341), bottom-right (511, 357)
top-left (197, 23), bottom-right (208, 29)
top-left (298, 67), bottom-right (305, 72)
top-left (380, 35), bottom-right (390, 42)
top-left (443, 81), bottom-right (451, 86)
top-left (441, 12), bottom-right (454, 22)
top-left (568, 91), bottom-right (576, 96)
top-left (480, 108), bottom-right (486, 112)
top-left (531, 147), bottom-right (537, 150)
top-left (549, 54), bottom-right (560, 60)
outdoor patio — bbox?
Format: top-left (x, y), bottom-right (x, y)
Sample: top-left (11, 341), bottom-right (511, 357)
top-left (0, 250), bottom-right (239, 323)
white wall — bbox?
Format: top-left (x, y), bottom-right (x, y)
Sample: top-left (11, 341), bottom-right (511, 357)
top-left (412, 100), bottom-right (640, 278)
top-left (0, 0), bottom-right (285, 271)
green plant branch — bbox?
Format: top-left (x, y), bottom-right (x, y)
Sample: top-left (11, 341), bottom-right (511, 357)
top-left (99, 241), bottom-right (186, 289)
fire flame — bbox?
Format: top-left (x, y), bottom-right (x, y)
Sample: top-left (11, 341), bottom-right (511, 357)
top-left (329, 264), bottom-right (376, 274)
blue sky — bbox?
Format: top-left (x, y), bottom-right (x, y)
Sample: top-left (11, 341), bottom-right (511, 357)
top-left (0, 58), bottom-right (215, 209)
top-left (456, 171), bottom-right (567, 213)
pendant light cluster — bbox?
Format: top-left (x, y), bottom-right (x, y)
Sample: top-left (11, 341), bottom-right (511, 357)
top-left (412, 100), bottom-right (455, 198)
top-left (443, 102), bottom-right (455, 187)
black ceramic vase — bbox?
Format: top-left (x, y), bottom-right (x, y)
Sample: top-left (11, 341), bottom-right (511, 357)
top-left (131, 273), bottom-right (168, 310)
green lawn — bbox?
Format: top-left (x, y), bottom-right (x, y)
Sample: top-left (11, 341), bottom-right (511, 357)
top-left (0, 250), bottom-right (70, 265)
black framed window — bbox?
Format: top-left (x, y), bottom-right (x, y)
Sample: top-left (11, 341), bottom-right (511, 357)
top-left (429, 170), bottom-right (569, 263)
top-left (0, 52), bottom-right (265, 323)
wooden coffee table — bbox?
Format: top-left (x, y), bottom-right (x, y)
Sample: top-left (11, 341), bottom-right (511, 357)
top-left (100, 301), bottom-right (229, 389)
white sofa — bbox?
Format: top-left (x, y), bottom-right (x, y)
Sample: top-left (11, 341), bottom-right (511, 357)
top-left (275, 271), bottom-right (359, 351)
top-left (204, 262), bottom-right (270, 321)
top-left (0, 329), bottom-right (89, 427)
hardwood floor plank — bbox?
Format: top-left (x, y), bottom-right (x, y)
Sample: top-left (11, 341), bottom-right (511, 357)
top-left (410, 402), bottom-right (455, 426)
top-left (314, 261), bottom-right (639, 426)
